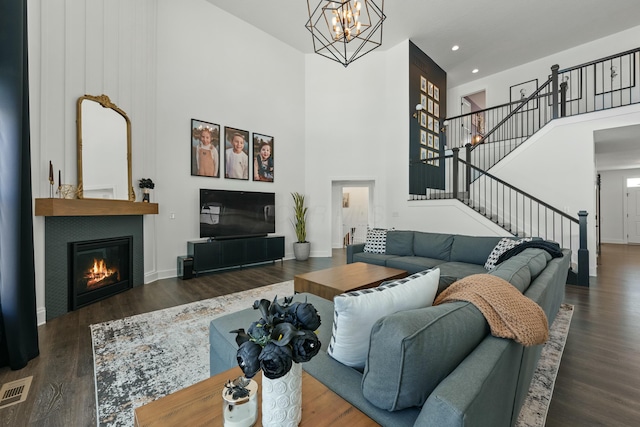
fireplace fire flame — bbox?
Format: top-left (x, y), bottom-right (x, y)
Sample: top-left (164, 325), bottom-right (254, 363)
top-left (85, 258), bottom-right (119, 288)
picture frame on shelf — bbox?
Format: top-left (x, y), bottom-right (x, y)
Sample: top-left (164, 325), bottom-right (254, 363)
top-left (252, 133), bottom-right (274, 182)
top-left (191, 119), bottom-right (220, 178)
top-left (224, 126), bottom-right (250, 180)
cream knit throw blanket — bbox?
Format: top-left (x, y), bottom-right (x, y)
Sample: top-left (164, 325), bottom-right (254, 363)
top-left (434, 274), bottom-right (549, 346)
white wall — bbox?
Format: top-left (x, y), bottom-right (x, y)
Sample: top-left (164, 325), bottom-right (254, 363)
top-left (448, 25), bottom-right (640, 117)
top-left (599, 168), bottom-right (640, 243)
top-left (155, 0), bottom-right (306, 278)
top-left (29, 0), bottom-right (158, 324)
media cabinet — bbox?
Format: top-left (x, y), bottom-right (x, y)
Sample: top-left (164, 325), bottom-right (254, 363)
top-left (187, 235), bottom-right (284, 275)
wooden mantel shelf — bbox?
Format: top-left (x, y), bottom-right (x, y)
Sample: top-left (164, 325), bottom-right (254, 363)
top-left (35, 198), bottom-right (159, 217)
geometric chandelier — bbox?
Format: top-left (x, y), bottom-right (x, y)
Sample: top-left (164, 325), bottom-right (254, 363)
top-left (305, 0), bottom-right (386, 67)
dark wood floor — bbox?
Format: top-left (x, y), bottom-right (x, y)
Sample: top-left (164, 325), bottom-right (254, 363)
top-left (1, 244), bottom-right (639, 426)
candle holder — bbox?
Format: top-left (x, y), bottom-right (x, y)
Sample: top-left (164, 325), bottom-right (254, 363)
top-left (222, 376), bottom-right (258, 427)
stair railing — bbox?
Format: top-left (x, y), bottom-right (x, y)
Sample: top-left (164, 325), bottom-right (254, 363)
top-left (416, 150), bottom-right (588, 285)
top-left (441, 47), bottom-right (640, 173)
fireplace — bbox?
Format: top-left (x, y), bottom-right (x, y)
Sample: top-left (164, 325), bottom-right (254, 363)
top-left (68, 236), bottom-right (133, 310)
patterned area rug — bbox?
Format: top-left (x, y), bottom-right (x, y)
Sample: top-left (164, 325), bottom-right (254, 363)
top-left (91, 282), bottom-right (573, 427)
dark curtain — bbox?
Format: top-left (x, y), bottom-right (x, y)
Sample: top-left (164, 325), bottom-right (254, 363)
top-left (0, 0), bottom-right (40, 369)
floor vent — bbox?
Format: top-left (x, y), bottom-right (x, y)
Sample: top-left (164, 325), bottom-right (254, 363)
top-left (0, 376), bottom-right (32, 409)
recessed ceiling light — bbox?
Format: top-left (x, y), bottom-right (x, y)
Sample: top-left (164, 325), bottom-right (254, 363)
top-left (472, 69), bottom-right (479, 73)
top-left (451, 45), bottom-right (459, 51)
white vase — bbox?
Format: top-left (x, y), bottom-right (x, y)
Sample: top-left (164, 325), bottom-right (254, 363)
top-left (261, 362), bottom-right (302, 427)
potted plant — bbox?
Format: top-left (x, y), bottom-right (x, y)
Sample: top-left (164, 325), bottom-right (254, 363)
top-left (138, 178), bottom-right (155, 202)
top-left (291, 192), bottom-right (310, 261)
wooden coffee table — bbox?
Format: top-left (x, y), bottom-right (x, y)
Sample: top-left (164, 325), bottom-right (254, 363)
top-left (294, 262), bottom-right (407, 300)
top-left (133, 365), bottom-right (378, 426)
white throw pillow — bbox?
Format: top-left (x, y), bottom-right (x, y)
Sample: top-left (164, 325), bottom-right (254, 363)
top-left (363, 228), bottom-right (387, 254)
top-left (484, 237), bottom-right (532, 270)
top-left (327, 268), bottom-right (440, 369)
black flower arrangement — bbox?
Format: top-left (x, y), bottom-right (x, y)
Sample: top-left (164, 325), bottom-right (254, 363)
top-left (138, 178), bottom-right (155, 189)
top-left (231, 296), bottom-right (321, 380)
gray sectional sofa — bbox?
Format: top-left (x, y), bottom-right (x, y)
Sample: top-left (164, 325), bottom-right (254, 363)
top-left (209, 231), bottom-right (570, 427)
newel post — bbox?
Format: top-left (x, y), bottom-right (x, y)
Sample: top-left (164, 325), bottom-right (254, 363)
top-left (578, 210), bottom-right (589, 286)
top-left (452, 148), bottom-right (459, 199)
top-left (551, 64), bottom-right (559, 119)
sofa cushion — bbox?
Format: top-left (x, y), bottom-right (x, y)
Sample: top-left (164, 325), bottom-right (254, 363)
top-left (508, 248), bottom-right (550, 279)
top-left (386, 256), bottom-right (444, 274)
top-left (385, 230), bottom-right (414, 256)
top-left (489, 257), bottom-right (531, 293)
top-left (436, 261), bottom-right (488, 281)
top-left (362, 301), bottom-right (489, 411)
top-left (353, 252), bottom-right (400, 267)
top-left (413, 232), bottom-right (454, 261)
top-left (449, 235), bottom-right (503, 265)
top-left (327, 269), bottom-right (439, 370)
top-left (484, 237), bottom-right (532, 270)
top-left (363, 228), bottom-right (388, 254)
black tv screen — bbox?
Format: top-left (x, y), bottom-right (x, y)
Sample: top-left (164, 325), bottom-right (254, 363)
top-left (200, 189), bottom-right (275, 239)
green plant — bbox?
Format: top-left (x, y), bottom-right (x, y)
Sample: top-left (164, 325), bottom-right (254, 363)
top-left (291, 192), bottom-right (308, 243)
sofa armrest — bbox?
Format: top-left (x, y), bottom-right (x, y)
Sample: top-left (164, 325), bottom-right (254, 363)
top-left (346, 243), bottom-right (366, 264)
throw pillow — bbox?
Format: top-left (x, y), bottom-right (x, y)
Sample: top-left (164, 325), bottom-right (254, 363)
top-left (484, 237), bottom-right (532, 270)
top-left (327, 268), bottom-right (440, 369)
top-left (363, 228), bottom-right (388, 254)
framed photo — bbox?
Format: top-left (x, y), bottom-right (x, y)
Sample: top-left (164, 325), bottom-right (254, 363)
top-left (420, 147), bottom-right (427, 160)
top-left (434, 135), bottom-right (440, 149)
top-left (420, 111), bottom-right (427, 128)
top-left (510, 79), bottom-right (539, 110)
top-left (428, 81), bottom-right (434, 97)
top-left (421, 93), bottom-right (427, 109)
top-left (434, 102), bottom-right (439, 118)
top-left (428, 98), bottom-right (434, 114)
top-left (595, 56), bottom-right (636, 95)
top-left (427, 115), bottom-right (434, 131)
top-left (420, 76), bottom-right (427, 92)
top-left (191, 119), bottom-right (220, 178)
top-left (427, 133), bottom-right (434, 147)
top-left (252, 133), bottom-right (274, 182)
top-left (433, 85), bottom-right (440, 101)
top-left (224, 126), bottom-right (250, 180)
top-left (434, 158), bottom-right (440, 167)
top-left (420, 129), bottom-right (427, 145)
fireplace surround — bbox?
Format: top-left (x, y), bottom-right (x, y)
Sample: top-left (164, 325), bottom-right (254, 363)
top-left (44, 216), bottom-right (144, 320)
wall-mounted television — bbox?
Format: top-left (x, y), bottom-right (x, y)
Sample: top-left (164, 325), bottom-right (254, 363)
top-left (200, 189), bottom-right (275, 240)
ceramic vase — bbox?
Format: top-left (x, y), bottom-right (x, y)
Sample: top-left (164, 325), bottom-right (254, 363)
top-left (142, 188), bottom-right (150, 203)
top-left (261, 362), bottom-right (302, 427)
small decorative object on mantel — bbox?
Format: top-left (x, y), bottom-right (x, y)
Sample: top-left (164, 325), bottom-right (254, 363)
top-left (138, 178), bottom-right (155, 203)
top-left (231, 296), bottom-right (322, 426)
top-left (48, 161), bottom-right (55, 197)
top-left (222, 376), bottom-right (258, 427)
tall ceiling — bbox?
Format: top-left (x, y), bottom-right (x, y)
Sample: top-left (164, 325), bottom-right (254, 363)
top-left (205, 0), bottom-right (640, 171)
top-left (206, 0), bottom-right (640, 86)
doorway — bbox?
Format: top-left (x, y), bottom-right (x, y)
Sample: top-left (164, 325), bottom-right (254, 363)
top-left (625, 178), bottom-right (640, 244)
top-left (331, 181), bottom-right (374, 248)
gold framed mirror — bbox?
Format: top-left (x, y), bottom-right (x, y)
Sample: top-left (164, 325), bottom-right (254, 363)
top-left (76, 94), bottom-right (134, 201)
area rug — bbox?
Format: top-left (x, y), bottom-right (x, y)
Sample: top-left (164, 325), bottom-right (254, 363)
top-left (91, 282), bottom-right (573, 427)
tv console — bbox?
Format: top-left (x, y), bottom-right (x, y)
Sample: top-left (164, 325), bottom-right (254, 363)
top-left (187, 235), bottom-right (284, 275)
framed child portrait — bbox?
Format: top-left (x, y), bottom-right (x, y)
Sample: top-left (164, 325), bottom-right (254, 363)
top-left (252, 133), bottom-right (274, 182)
top-left (191, 119), bottom-right (220, 178)
top-left (224, 126), bottom-right (250, 180)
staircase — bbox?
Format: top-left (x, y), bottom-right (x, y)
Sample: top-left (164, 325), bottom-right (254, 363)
top-left (419, 47), bottom-right (640, 286)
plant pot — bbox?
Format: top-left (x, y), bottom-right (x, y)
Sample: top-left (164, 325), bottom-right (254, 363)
top-left (293, 242), bottom-right (310, 261)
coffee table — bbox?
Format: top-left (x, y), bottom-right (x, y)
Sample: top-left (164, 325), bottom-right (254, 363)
top-left (294, 262), bottom-right (407, 300)
top-left (133, 365), bottom-right (378, 426)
